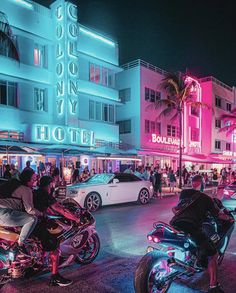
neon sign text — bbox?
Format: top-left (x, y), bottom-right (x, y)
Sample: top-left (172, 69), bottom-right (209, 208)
top-left (151, 134), bottom-right (180, 146)
top-left (34, 125), bottom-right (94, 146)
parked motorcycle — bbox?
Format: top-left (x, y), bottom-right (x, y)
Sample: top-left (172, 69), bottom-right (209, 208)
top-left (134, 199), bottom-right (235, 293)
top-left (0, 198), bottom-right (100, 286)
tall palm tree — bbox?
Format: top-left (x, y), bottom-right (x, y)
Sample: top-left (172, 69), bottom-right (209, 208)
top-left (153, 72), bottom-right (207, 188)
top-left (220, 108), bottom-right (236, 136)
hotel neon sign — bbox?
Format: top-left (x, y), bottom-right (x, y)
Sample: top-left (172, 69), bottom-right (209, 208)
top-left (34, 124), bottom-right (94, 146)
top-left (54, 1), bottom-right (79, 119)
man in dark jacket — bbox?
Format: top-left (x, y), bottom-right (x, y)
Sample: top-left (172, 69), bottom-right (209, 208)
top-left (170, 175), bottom-right (232, 293)
top-left (33, 176), bottom-right (81, 287)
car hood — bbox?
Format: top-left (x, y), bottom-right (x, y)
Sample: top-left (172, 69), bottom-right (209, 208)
top-left (67, 182), bottom-right (107, 189)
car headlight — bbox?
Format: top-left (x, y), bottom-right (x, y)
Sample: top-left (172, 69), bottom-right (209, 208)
top-left (68, 190), bottom-right (78, 196)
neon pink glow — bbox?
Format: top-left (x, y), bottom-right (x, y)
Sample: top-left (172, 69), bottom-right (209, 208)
top-left (151, 134), bottom-right (180, 146)
top-left (153, 237), bottom-right (159, 243)
top-left (34, 48), bottom-right (39, 66)
top-left (147, 235), bottom-right (153, 241)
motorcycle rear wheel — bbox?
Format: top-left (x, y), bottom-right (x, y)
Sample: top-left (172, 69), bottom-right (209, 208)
top-left (134, 251), bottom-right (174, 293)
top-left (75, 233), bottom-right (100, 265)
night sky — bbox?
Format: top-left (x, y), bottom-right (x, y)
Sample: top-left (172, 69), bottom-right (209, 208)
top-left (35, 0), bottom-right (236, 86)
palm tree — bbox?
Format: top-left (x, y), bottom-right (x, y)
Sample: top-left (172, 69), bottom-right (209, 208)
top-left (153, 72), bottom-right (208, 188)
top-left (220, 108), bottom-right (236, 136)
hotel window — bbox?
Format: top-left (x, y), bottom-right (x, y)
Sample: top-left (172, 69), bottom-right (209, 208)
top-left (156, 122), bottom-right (161, 135)
top-left (108, 69), bottom-right (115, 87)
top-left (215, 95), bottom-right (221, 108)
top-left (144, 87), bottom-right (161, 102)
top-left (0, 80), bottom-right (17, 107)
top-left (95, 102), bottom-right (101, 120)
top-left (34, 44), bottom-right (46, 68)
top-left (215, 140), bottom-right (221, 150)
top-left (191, 128), bottom-right (199, 141)
top-left (90, 63), bottom-right (115, 87)
top-left (102, 104), bottom-right (108, 122)
top-left (226, 143), bottom-right (231, 151)
top-left (34, 88), bottom-right (46, 111)
top-left (102, 67), bottom-right (108, 86)
top-left (119, 88), bottom-right (131, 103)
top-left (89, 100), bottom-right (95, 120)
top-left (226, 102), bottom-right (232, 111)
top-left (118, 120), bottom-right (131, 134)
top-left (191, 106), bottom-right (199, 117)
top-left (145, 120), bottom-right (150, 133)
top-left (90, 63), bottom-right (100, 83)
top-left (215, 119), bottom-right (221, 128)
top-left (167, 125), bottom-right (176, 137)
top-left (109, 105), bottom-right (114, 123)
top-left (150, 121), bottom-right (155, 133)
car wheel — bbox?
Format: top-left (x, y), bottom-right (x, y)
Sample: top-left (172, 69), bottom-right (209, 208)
top-left (85, 192), bottom-right (102, 212)
top-left (138, 188), bottom-right (150, 205)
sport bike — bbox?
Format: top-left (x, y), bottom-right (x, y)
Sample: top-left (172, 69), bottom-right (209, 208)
top-left (0, 198), bottom-right (100, 286)
top-left (134, 199), bottom-right (235, 293)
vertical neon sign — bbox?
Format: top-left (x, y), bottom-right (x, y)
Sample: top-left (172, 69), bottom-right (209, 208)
top-left (53, 0), bottom-right (79, 125)
top-left (185, 76), bottom-right (202, 154)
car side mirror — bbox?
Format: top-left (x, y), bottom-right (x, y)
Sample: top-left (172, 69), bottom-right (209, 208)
top-left (113, 178), bottom-right (119, 184)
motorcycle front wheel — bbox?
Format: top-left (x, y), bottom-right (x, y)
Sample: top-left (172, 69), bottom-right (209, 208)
top-left (75, 232), bottom-right (100, 265)
top-left (134, 251), bottom-right (175, 293)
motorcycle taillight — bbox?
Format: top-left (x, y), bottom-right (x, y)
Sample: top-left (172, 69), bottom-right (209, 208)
top-left (153, 237), bottom-right (160, 243)
top-left (147, 235), bottom-right (153, 241)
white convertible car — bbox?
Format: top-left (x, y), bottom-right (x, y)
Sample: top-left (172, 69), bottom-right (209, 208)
top-left (66, 173), bottom-right (153, 211)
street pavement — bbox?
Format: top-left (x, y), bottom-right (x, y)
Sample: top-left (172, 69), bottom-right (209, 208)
top-left (1, 190), bottom-right (236, 293)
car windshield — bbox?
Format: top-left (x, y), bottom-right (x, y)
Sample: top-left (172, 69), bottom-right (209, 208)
top-left (83, 174), bottom-right (114, 184)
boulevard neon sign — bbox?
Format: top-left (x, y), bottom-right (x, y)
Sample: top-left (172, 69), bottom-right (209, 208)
top-left (151, 134), bottom-right (180, 146)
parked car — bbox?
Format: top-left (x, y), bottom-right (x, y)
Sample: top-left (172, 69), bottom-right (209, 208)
top-left (222, 181), bottom-right (236, 209)
top-left (66, 173), bottom-right (153, 211)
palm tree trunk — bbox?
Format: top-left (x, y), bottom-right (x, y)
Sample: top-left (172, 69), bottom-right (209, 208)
top-left (178, 109), bottom-right (183, 188)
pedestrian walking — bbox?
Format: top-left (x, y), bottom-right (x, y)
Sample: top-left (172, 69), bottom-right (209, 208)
top-left (212, 170), bottom-right (219, 197)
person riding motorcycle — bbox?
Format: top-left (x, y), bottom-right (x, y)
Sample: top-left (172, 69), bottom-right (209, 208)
top-left (0, 169), bottom-right (42, 253)
top-left (170, 174), bottom-right (232, 293)
top-left (33, 175), bottom-right (82, 286)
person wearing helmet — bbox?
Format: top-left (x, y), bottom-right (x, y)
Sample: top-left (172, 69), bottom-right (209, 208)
top-left (170, 175), bottom-right (232, 293)
top-left (33, 175), bottom-right (81, 287)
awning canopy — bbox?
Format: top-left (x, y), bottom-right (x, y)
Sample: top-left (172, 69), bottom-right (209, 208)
top-left (0, 141), bottom-right (40, 154)
top-left (37, 144), bottom-right (94, 155)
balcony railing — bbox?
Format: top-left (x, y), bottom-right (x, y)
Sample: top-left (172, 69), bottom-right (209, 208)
top-left (121, 59), bottom-right (168, 75)
top-left (199, 76), bottom-right (233, 92)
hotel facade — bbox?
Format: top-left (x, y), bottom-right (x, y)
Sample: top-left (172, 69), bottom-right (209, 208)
top-left (0, 0), bottom-right (236, 176)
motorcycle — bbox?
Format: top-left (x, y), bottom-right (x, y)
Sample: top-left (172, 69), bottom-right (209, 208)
top-left (134, 199), bottom-right (235, 293)
top-left (0, 198), bottom-right (100, 286)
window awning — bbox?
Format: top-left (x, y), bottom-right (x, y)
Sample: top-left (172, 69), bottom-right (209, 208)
top-left (0, 141), bottom-right (40, 154)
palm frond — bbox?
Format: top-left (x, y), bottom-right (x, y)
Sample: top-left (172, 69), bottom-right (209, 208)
top-left (187, 101), bottom-right (211, 110)
top-left (219, 124), bottom-right (236, 135)
top-left (145, 98), bottom-right (176, 112)
top-left (170, 111), bottom-right (179, 122)
top-left (220, 113), bottom-right (236, 121)
top-left (158, 106), bottom-right (177, 119)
